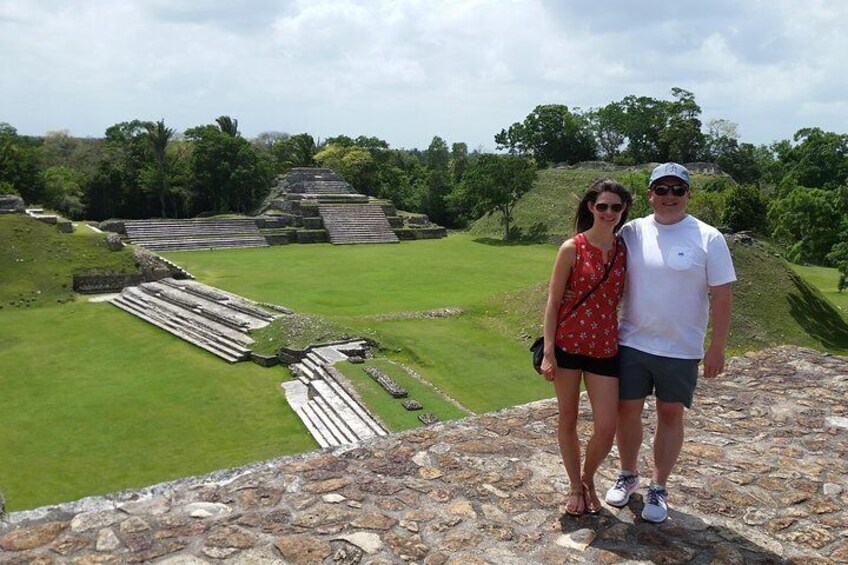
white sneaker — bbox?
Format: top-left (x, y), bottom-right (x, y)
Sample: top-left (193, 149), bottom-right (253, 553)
top-left (641, 484), bottom-right (669, 523)
top-left (604, 471), bottom-right (639, 507)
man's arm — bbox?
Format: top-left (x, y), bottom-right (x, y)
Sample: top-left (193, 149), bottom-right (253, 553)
top-left (703, 283), bottom-right (733, 378)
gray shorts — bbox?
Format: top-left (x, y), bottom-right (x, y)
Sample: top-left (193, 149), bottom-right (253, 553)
top-left (618, 346), bottom-right (700, 408)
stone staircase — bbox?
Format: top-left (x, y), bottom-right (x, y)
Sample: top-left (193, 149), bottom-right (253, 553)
top-left (281, 342), bottom-right (388, 448)
top-left (124, 218), bottom-right (268, 252)
top-left (108, 278), bottom-right (279, 362)
top-left (318, 204), bottom-right (400, 245)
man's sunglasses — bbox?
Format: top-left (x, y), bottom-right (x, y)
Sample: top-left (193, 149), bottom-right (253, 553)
top-left (651, 184), bottom-right (689, 197)
top-left (594, 203), bottom-right (624, 212)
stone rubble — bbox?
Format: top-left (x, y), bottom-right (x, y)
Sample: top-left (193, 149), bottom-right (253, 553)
top-left (1, 346), bottom-right (846, 564)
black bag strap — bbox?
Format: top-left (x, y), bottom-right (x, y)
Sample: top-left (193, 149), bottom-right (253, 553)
top-left (564, 236), bottom-right (619, 316)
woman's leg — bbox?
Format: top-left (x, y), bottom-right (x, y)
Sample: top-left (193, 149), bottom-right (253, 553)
top-left (553, 367), bottom-right (584, 514)
top-left (581, 372), bottom-right (619, 512)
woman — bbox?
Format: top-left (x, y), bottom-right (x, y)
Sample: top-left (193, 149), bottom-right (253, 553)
top-left (541, 178), bottom-right (632, 515)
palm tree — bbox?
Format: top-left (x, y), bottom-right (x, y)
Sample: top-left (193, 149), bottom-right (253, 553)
top-left (216, 116), bottom-right (239, 137)
top-left (144, 119), bottom-right (175, 217)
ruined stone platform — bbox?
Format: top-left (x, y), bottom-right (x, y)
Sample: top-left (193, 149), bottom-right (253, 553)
top-left (1, 346), bottom-right (846, 563)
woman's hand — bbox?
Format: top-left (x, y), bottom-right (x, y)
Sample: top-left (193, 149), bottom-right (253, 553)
top-left (540, 352), bottom-right (557, 381)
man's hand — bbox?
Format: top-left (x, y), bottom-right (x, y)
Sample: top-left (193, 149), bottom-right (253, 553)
top-left (702, 344), bottom-right (725, 378)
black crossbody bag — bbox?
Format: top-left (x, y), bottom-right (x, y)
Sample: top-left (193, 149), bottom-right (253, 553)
top-left (531, 239), bottom-right (620, 374)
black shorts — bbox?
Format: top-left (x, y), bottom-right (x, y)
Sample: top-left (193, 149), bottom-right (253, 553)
top-left (554, 347), bottom-right (619, 377)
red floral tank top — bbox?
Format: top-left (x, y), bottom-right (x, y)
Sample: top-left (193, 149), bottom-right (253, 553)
top-left (555, 233), bottom-right (627, 358)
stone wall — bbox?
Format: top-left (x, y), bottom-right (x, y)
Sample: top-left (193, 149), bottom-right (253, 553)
top-left (72, 273), bottom-right (145, 294)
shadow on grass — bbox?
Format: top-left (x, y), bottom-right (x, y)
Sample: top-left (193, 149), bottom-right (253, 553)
top-left (787, 272), bottom-right (848, 351)
top-left (473, 222), bottom-right (557, 246)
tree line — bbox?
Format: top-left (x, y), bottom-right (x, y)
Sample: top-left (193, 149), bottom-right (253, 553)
top-left (1, 88), bottom-right (847, 288)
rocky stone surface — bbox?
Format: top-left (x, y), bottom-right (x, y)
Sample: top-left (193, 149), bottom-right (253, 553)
top-left (1, 346), bottom-right (846, 564)
top-left (0, 195), bottom-right (25, 214)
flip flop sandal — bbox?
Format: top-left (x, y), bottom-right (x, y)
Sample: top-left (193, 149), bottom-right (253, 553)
top-left (565, 490), bottom-right (585, 516)
top-left (583, 482), bottom-right (602, 514)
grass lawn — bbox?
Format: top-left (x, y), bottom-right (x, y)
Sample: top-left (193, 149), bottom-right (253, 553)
top-left (789, 263), bottom-right (848, 319)
top-left (0, 301), bottom-right (315, 511)
top-left (167, 233), bottom-right (560, 414)
top-left (163, 233), bottom-right (555, 316)
top-left (0, 215), bottom-right (139, 309)
top-left (356, 316), bottom-right (555, 415)
top-left (333, 359), bottom-right (470, 431)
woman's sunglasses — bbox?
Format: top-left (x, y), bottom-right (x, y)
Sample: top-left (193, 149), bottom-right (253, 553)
top-left (594, 203), bottom-right (624, 212)
top-left (651, 184), bottom-right (689, 197)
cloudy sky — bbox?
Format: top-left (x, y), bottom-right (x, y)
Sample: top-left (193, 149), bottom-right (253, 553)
top-left (2, 0), bottom-right (847, 150)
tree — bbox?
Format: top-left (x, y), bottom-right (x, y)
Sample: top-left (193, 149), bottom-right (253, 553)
top-left (716, 142), bottom-right (767, 185)
top-left (85, 120), bottom-right (151, 219)
top-left (373, 149), bottom-right (428, 213)
top-left (659, 88), bottom-right (703, 162)
top-left (42, 165), bottom-right (85, 219)
top-left (424, 136), bottom-right (452, 225)
top-left (215, 115), bottom-right (239, 137)
top-left (142, 119), bottom-right (175, 217)
top-left (495, 104), bottom-right (596, 166)
top-left (702, 119), bottom-right (739, 161)
top-left (273, 133), bottom-right (316, 171)
top-left (776, 128), bottom-right (848, 190)
top-left (313, 143), bottom-right (376, 194)
top-left (449, 142), bottom-right (469, 186)
top-left (587, 102), bottom-right (627, 161)
top-left (185, 121), bottom-right (272, 214)
top-left (618, 95), bottom-right (669, 163)
top-left (0, 123), bottom-right (45, 204)
top-left (826, 232), bottom-right (848, 292)
top-left (453, 154), bottom-right (536, 240)
top-left (768, 185), bottom-right (848, 264)
top-left (721, 184), bottom-right (768, 233)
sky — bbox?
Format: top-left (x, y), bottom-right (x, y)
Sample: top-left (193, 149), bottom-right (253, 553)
top-left (2, 0), bottom-right (847, 151)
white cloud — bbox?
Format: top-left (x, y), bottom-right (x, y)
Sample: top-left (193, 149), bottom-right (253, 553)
top-left (1, 0), bottom-right (847, 148)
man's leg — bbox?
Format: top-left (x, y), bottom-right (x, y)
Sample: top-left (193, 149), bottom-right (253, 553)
top-left (652, 400), bottom-right (685, 486)
top-left (604, 397), bottom-right (644, 506)
top-left (616, 398), bottom-right (645, 474)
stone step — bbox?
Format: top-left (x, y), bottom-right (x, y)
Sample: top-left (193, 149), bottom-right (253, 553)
top-left (107, 278), bottom-right (279, 363)
top-left (125, 219), bottom-right (267, 251)
top-left (117, 290), bottom-right (254, 350)
top-left (309, 379), bottom-right (380, 441)
top-left (296, 403), bottom-right (338, 448)
top-left (324, 366), bottom-right (388, 437)
top-left (136, 284), bottom-right (254, 332)
top-left (132, 238), bottom-right (269, 252)
top-left (110, 296), bottom-right (248, 363)
top-left (292, 361), bottom-right (318, 381)
top-left (318, 204), bottom-right (400, 245)
top-left (309, 395), bottom-right (359, 444)
top-left (159, 279), bottom-right (276, 323)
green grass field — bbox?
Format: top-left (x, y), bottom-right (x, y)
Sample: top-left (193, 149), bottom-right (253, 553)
top-left (0, 216), bottom-right (139, 309)
top-left (789, 263), bottom-right (848, 319)
top-left (334, 359), bottom-right (470, 430)
top-left (164, 234), bottom-right (555, 316)
top-left (1, 227), bottom-right (563, 511)
top-left (0, 301), bottom-right (316, 510)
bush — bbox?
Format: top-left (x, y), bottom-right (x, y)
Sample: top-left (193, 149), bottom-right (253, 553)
top-left (722, 184), bottom-right (768, 234)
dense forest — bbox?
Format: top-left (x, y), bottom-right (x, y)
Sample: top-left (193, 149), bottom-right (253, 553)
top-left (2, 88), bottom-right (848, 286)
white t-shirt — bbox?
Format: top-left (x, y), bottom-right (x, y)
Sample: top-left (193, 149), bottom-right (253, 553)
top-left (618, 215), bottom-right (736, 359)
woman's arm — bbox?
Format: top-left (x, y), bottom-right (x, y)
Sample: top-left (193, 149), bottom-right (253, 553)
top-left (541, 239), bottom-right (576, 380)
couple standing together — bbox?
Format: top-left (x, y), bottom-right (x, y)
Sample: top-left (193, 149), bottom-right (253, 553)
top-left (541, 162), bottom-right (736, 522)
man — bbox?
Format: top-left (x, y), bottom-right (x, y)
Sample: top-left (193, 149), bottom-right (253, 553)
top-left (604, 162), bottom-right (735, 523)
